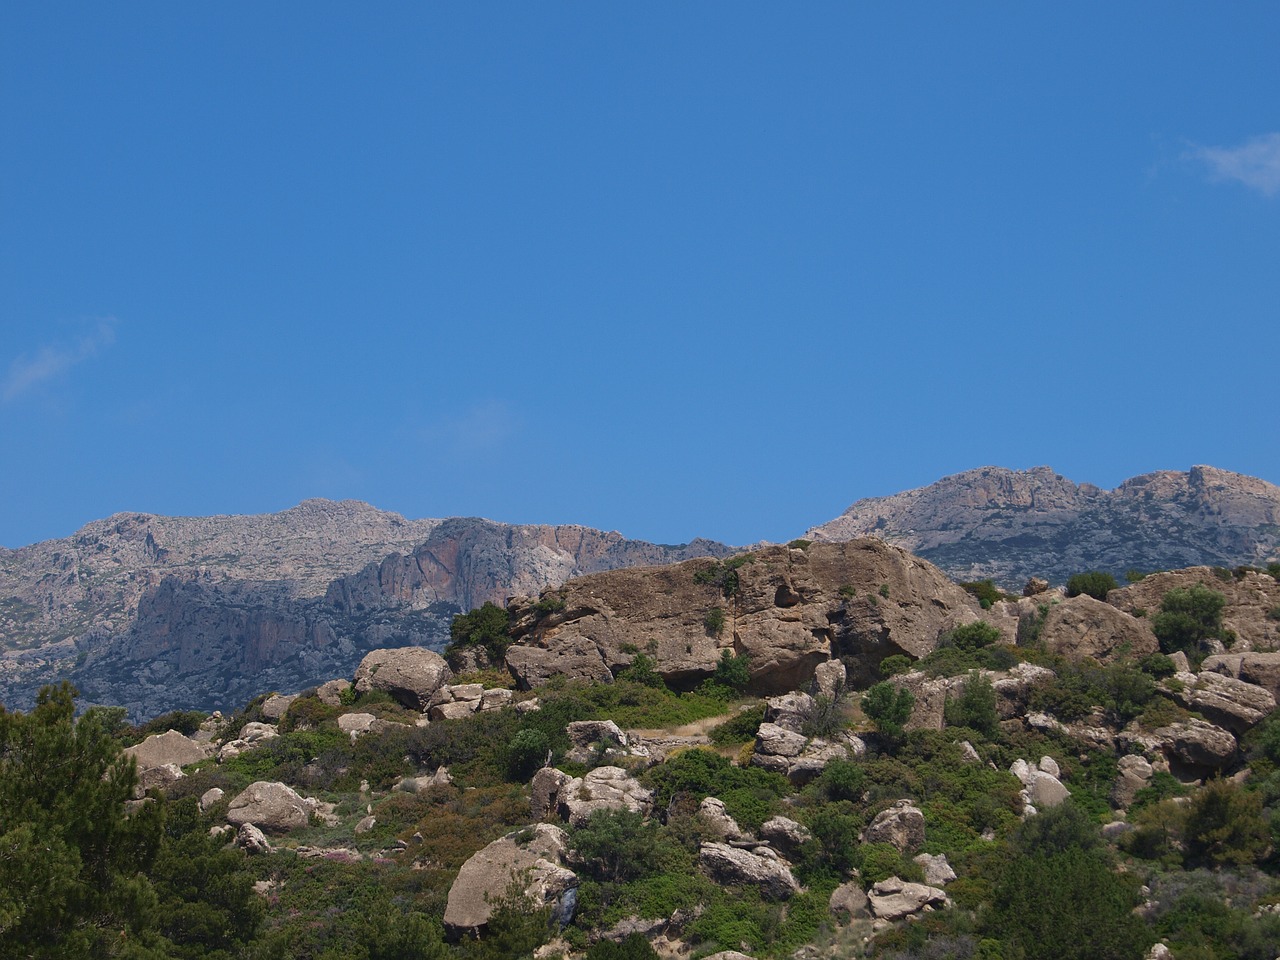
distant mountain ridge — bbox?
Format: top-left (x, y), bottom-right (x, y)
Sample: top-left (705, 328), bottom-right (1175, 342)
top-left (0, 503), bottom-right (730, 718)
top-left (806, 465), bottom-right (1280, 587)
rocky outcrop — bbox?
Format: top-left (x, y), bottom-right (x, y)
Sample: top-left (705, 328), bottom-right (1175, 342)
top-left (1011, 758), bottom-right (1070, 813)
top-left (506, 541), bottom-right (983, 693)
top-left (867, 877), bottom-right (950, 920)
top-left (1201, 652), bottom-right (1280, 701)
top-left (443, 824), bottom-right (577, 931)
top-left (1034, 595), bottom-right (1159, 663)
top-left (553, 767), bottom-right (653, 827)
top-left (698, 843), bottom-right (800, 900)
top-left (1109, 568), bottom-right (1280, 654)
top-left (751, 722), bottom-right (864, 784)
top-left (353, 647), bottom-right (452, 709)
top-left (1165, 671), bottom-right (1276, 735)
top-left (226, 781), bottom-right (315, 833)
top-left (807, 465), bottom-right (1280, 588)
top-left (124, 729), bottom-right (213, 771)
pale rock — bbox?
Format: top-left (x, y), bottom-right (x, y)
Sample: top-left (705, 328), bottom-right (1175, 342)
top-left (137, 763), bottom-right (184, 796)
top-left (698, 797), bottom-right (747, 841)
top-left (337, 712), bottom-right (382, 740)
top-left (239, 721), bottom-right (278, 743)
top-left (829, 881), bottom-right (871, 922)
top-left (395, 767), bottom-right (453, 793)
top-left (1035, 594), bottom-right (1158, 663)
top-left (698, 842), bottom-right (800, 900)
top-left (226, 781), bottom-right (313, 833)
top-left (765, 692), bottom-right (816, 732)
top-left (556, 766), bottom-right (653, 827)
top-left (1202, 651), bottom-right (1280, 700)
top-left (480, 688), bottom-right (514, 710)
top-left (913, 853), bottom-right (957, 886)
top-left (444, 824), bottom-right (577, 930)
top-left (429, 700), bottom-right (479, 721)
top-left (354, 815), bottom-right (377, 834)
top-left (1151, 719), bottom-right (1238, 772)
top-left (814, 659), bottom-right (847, 701)
top-left (124, 729), bottom-right (212, 771)
top-left (531, 767), bottom-right (573, 820)
top-left (199, 787), bottom-right (225, 812)
top-left (1167, 671), bottom-right (1276, 734)
top-left (1038, 755), bottom-right (1061, 779)
top-left (868, 876), bottom-right (950, 920)
top-left (317, 678), bottom-right (351, 706)
top-left (863, 800), bottom-right (926, 852)
top-left (959, 741), bottom-right (981, 763)
top-left (506, 636), bottom-right (613, 689)
top-left (260, 693), bottom-right (298, 720)
top-left (1026, 771), bottom-right (1070, 809)
top-left (354, 647), bottom-right (453, 709)
top-left (759, 816), bottom-right (812, 857)
top-left (235, 822), bottom-right (273, 854)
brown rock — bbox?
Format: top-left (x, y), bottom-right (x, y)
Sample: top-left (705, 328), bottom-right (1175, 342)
top-left (123, 729), bottom-right (212, 771)
top-left (698, 842), bottom-right (799, 900)
top-left (1202, 652), bottom-right (1280, 701)
top-left (1110, 567), bottom-right (1280, 654)
top-left (353, 647), bottom-right (452, 709)
top-left (443, 824), bottom-right (577, 930)
top-left (1167, 671), bottom-right (1276, 734)
top-left (863, 800), bottom-right (926, 852)
top-left (226, 781), bottom-right (313, 833)
top-left (1035, 594), bottom-right (1158, 663)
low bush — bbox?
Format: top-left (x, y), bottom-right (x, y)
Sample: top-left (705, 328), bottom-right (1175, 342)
top-left (1065, 571), bottom-right (1119, 601)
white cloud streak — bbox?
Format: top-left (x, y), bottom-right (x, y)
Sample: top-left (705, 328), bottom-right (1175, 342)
top-left (2, 319), bottom-right (118, 402)
top-left (1187, 132), bottom-right (1280, 197)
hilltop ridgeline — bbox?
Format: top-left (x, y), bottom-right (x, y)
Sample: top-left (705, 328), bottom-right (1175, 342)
top-left (807, 465), bottom-right (1280, 588)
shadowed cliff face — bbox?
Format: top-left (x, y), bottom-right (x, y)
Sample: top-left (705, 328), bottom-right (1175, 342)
top-left (0, 505), bottom-right (730, 720)
top-left (807, 466), bottom-right (1280, 588)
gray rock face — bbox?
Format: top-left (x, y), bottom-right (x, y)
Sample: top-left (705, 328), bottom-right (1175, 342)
top-left (1167, 671), bottom-right (1276, 735)
top-left (1150, 719), bottom-right (1238, 772)
top-left (829, 881), bottom-right (871, 921)
top-left (235, 822), bottom-right (273, 855)
top-left (531, 767), bottom-right (574, 820)
top-left (226, 781), bottom-right (313, 833)
top-left (807, 465), bottom-right (1280, 588)
top-left (698, 797), bottom-right (748, 842)
top-left (698, 842), bottom-right (800, 900)
top-left (760, 816), bottom-right (813, 857)
top-left (199, 787), bottom-right (225, 812)
top-left (353, 647), bottom-right (452, 709)
top-left (337, 712), bottom-right (385, 740)
top-left (394, 768), bottom-right (453, 793)
top-left (1111, 567), bottom-right (1280, 654)
top-left (124, 729), bottom-right (212, 771)
top-left (443, 824), bottom-right (577, 930)
top-left (863, 801), bottom-right (926, 852)
top-left (751, 722), bottom-right (863, 784)
top-left (316, 679), bottom-right (351, 706)
top-left (260, 693), bottom-right (298, 720)
top-left (868, 877), bottom-right (950, 920)
top-left (1202, 652), bottom-right (1280, 701)
top-left (506, 637), bottom-right (614, 689)
top-left (555, 767), bottom-right (653, 827)
top-left (1011, 758), bottom-right (1070, 814)
top-left (913, 853), bottom-right (956, 886)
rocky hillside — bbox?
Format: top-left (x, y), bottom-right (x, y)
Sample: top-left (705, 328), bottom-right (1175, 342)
top-left (806, 465), bottom-right (1280, 588)
top-left (0, 503), bottom-right (729, 719)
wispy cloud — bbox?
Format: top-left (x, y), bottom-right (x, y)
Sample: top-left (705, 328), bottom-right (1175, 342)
top-left (1187, 132), bottom-right (1280, 197)
top-left (421, 400), bottom-right (521, 457)
top-left (2, 319), bottom-right (118, 402)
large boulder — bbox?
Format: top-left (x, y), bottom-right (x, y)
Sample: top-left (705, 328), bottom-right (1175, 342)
top-left (1110, 568), bottom-right (1280, 653)
top-left (555, 767), bottom-right (653, 827)
top-left (1201, 652), bottom-right (1280, 702)
top-left (443, 824), bottom-right (577, 931)
top-left (353, 647), bottom-right (452, 709)
top-left (260, 693), bottom-right (298, 720)
top-left (868, 877), bottom-right (950, 920)
top-left (1034, 594), bottom-right (1158, 662)
top-left (505, 637), bottom-right (613, 689)
top-left (699, 842), bottom-right (800, 901)
top-left (124, 729), bottom-right (212, 771)
top-left (1166, 671), bottom-right (1275, 735)
top-left (226, 781), bottom-right (313, 833)
top-left (862, 800), bottom-right (926, 852)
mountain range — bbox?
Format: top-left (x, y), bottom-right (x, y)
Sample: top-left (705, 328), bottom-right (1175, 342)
top-left (3, 464), bottom-right (1278, 719)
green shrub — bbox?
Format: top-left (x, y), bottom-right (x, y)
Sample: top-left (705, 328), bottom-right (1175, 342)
top-left (879, 583), bottom-right (891, 599)
top-left (862, 682), bottom-right (914, 743)
top-left (585, 934), bottom-right (660, 960)
top-left (708, 705), bottom-right (764, 745)
top-left (710, 649), bottom-right (750, 691)
top-left (838, 585), bottom-right (856, 599)
top-left (942, 621), bottom-right (1002, 652)
top-left (879, 654), bottom-right (913, 677)
top-left (642, 749), bottom-right (790, 832)
top-left (787, 538), bottom-right (813, 551)
top-left (944, 671), bottom-right (999, 738)
top-left (447, 602), bottom-right (512, 663)
top-left (1153, 584), bottom-right (1227, 655)
top-left (506, 728), bottom-right (551, 781)
top-left (1182, 778), bottom-right (1271, 867)
top-left (704, 607), bottom-right (726, 636)
top-left (1125, 569), bottom-right (1149, 583)
top-left (961, 579), bottom-right (1008, 608)
top-left (1066, 571), bottom-right (1119, 600)
top-left (616, 653), bottom-right (666, 689)
top-left (859, 841), bottom-right (923, 887)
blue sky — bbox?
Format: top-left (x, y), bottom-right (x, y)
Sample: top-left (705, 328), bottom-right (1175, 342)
top-left (2, 3), bottom-right (1278, 550)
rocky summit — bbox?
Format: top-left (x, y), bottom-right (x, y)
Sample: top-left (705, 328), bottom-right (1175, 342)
top-left (807, 464), bottom-right (1280, 588)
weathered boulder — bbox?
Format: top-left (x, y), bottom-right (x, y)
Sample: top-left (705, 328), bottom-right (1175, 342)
top-left (316, 678), bottom-right (351, 706)
top-left (337, 712), bottom-right (384, 740)
top-left (863, 800), bottom-right (926, 852)
top-left (444, 824), bottom-right (577, 931)
top-left (1035, 594), bottom-right (1158, 663)
top-left (564, 719), bottom-right (641, 765)
top-left (260, 693), bottom-right (298, 720)
top-left (1151, 719), bottom-right (1238, 773)
top-left (1011, 758), bottom-right (1069, 813)
top-left (480, 687), bottom-right (514, 711)
top-left (699, 842), bottom-right (800, 900)
top-left (751, 723), bottom-right (862, 783)
top-left (829, 881), bottom-right (871, 922)
top-left (868, 877), bottom-right (950, 920)
top-left (124, 729), bottom-right (212, 771)
top-left (239, 721), bottom-right (278, 744)
top-left (555, 767), bottom-right (653, 827)
top-left (1201, 652), bottom-right (1280, 701)
top-left (698, 797), bottom-right (748, 842)
top-left (354, 815), bottom-right (377, 834)
top-left (913, 853), bottom-right (957, 886)
top-left (226, 781), bottom-right (313, 833)
top-left (199, 787), bottom-right (225, 812)
top-left (1112, 754), bottom-right (1155, 808)
top-left (763, 692), bottom-right (816, 733)
top-left (760, 816), bottom-right (812, 857)
top-left (136, 763), bottom-right (184, 796)
top-left (353, 647), bottom-right (452, 709)
top-left (1167, 671), bottom-right (1275, 734)
top-left (235, 822), bottom-right (273, 855)
top-left (394, 767), bottom-right (453, 793)
top-left (813, 659), bottom-right (847, 701)
top-left (531, 767), bottom-right (574, 820)
top-left (505, 637), bottom-right (613, 689)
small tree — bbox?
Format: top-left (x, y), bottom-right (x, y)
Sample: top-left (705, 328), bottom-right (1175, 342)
top-left (1152, 584), bottom-right (1226, 655)
top-left (1182, 778), bottom-right (1271, 867)
top-left (943, 621), bottom-right (1002, 652)
top-left (944, 671), bottom-right (999, 738)
top-left (862, 681), bottom-right (914, 743)
top-left (447, 602), bottom-right (512, 663)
